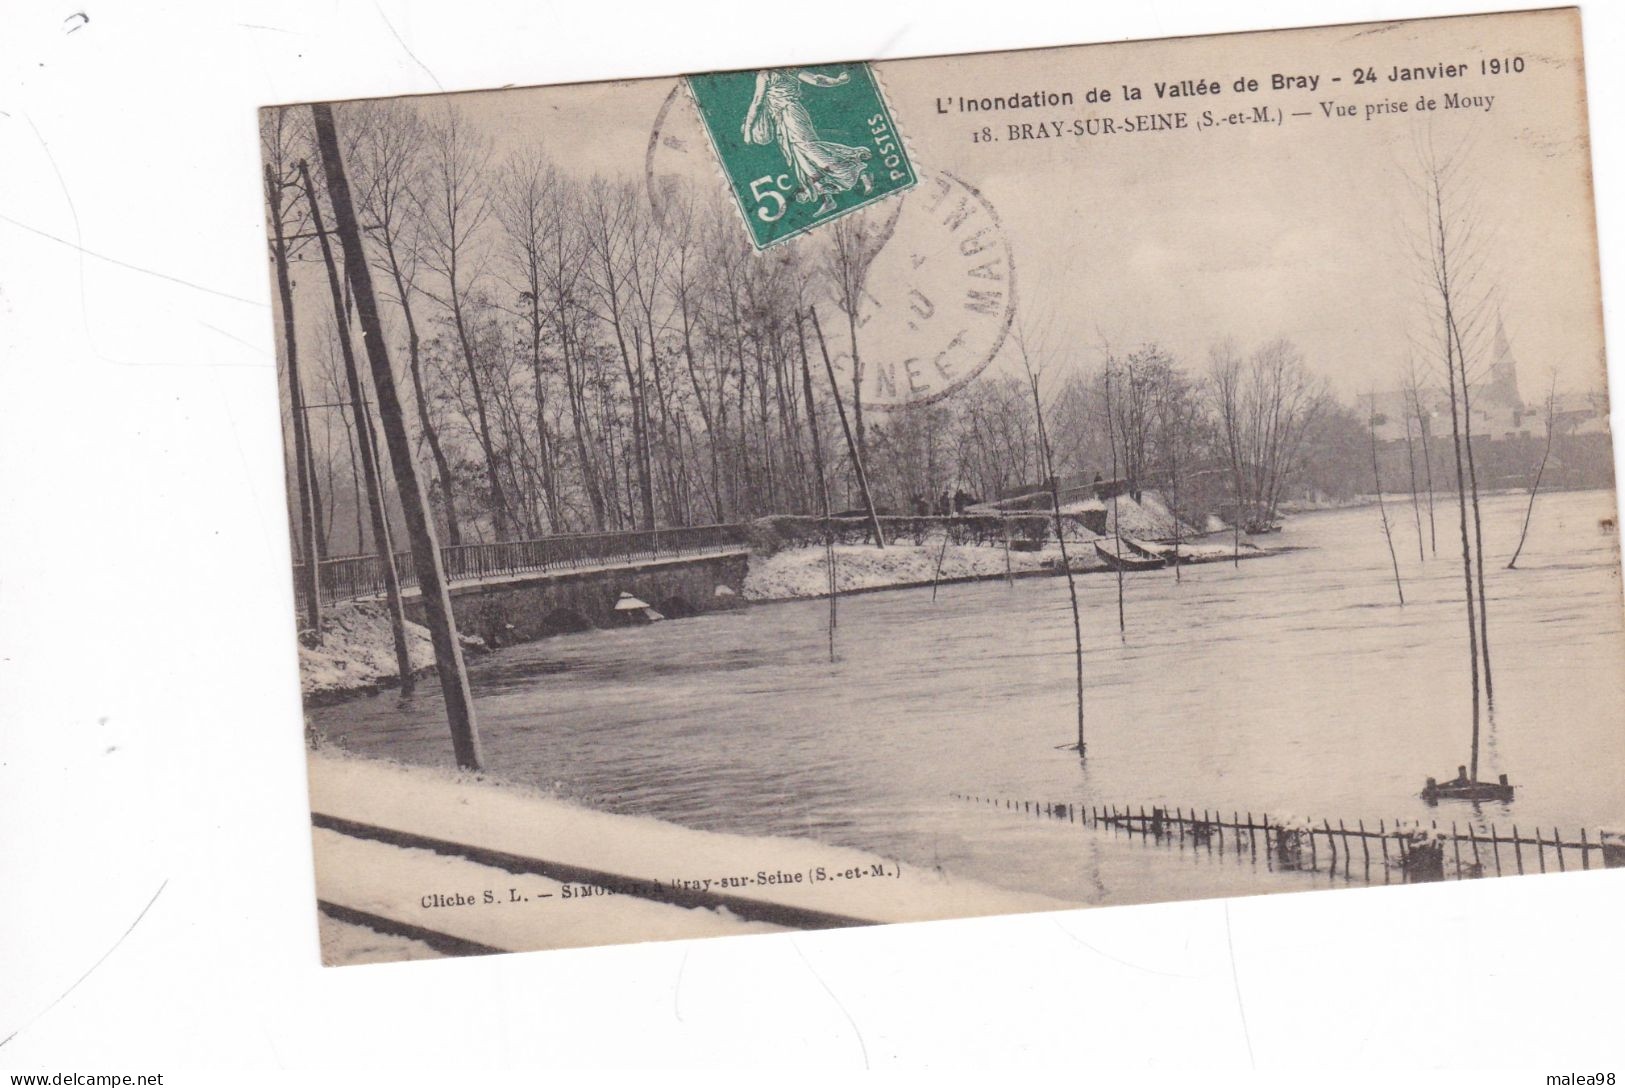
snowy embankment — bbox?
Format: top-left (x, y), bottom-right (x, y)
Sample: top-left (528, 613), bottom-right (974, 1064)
top-left (744, 490), bottom-right (1239, 601)
top-left (742, 541), bottom-right (1106, 601)
top-left (299, 601), bottom-right (483, 701)
top-left (309, 749), bottom-right (1075, 964)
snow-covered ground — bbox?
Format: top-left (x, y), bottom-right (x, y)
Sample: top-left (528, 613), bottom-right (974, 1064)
top-left (299, 601), bottom-right (437, 699)
top-left (299, 601), bottom-right (482, 700)
top-left (308, 749), bottom-right (1075, 964)
top-left (1062, 488), bottom-right (1193, 539)
top-left (742, 541), bottom-right (1106, 601)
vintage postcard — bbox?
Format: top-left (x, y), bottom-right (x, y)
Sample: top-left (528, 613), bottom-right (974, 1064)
top-left (260, 7), bottom-right (1622, 966)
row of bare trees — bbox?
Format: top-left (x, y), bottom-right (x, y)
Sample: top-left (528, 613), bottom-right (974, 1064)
top-left (268, 99), bottom-right (1358, 578)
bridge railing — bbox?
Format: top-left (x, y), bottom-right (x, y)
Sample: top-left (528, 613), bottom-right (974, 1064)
top-left (294, 523), bottom-right (748, 608)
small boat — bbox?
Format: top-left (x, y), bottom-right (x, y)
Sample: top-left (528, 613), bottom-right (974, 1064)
top-left (1121, 536), bottom-right (1173, 560)
top-left (1422, 765), bottom-right (1514, 805)
top-left (1094, 541), bottom-right (1166, 572)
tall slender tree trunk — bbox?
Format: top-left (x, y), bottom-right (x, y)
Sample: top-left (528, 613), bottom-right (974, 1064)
top-left (312, 103), bottom-right (481, 768)
top-left (1371, 400), bottom-right (1405, 605)
top-left (1508, 380), bottom-right (1558, 570)
top-left (678, 312), bottom-right (725, 523)
top-left (1403, 413), bottom-right (1424, 563)
top-left (810, 308), bottom-right (884, 549)
top-left (1028, 370), bottom-right (1084, 757)
top-left (300, 159), bottom-right (416, 694)
top-left (526, 291), bottom-right (560, 531)
top-left (796, 313), bottom-right (838, 660)
top-left (380, 250), bottom-right (461, 546)
top-left (266, 163), bottom-right (323, 636)
top-left (846, 306), bottom-right (866, 463)
top-left (448, 292), bottom-right (512, 539)
top-left (1435, 254), bottom-right (1483, 781)
top-left (380, 277), bottom-right (458, 545)
top-left (1449, 313), bottom-right (1494, 706)
top-left (1106, 368), bottom-right (1125, 635)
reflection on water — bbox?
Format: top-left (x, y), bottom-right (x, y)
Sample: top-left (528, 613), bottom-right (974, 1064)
top-left (312, 489), bottom-right (1625, 906)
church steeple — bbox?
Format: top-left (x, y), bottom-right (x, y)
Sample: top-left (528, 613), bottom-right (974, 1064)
top-left (1487, 315), bottom-right (1523, 411)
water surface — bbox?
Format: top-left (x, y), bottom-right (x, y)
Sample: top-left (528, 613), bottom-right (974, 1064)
top-left (312, 488), bottom-right (1625, 905)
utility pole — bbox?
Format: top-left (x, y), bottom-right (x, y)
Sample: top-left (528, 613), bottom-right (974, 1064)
top-left (297, 159), bottom-right (416, 696)
top-left (809, 307), bottom-right (885, 550)
top-left (265, 162), bottom-right (323, 637)
top-left (311, 102), bottom-right (482, 769)
top-left (796, 310), bottom-right (838, 660)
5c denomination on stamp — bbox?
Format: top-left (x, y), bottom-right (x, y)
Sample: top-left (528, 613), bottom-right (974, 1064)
top-left (686, 62), bottom-right (917, 249)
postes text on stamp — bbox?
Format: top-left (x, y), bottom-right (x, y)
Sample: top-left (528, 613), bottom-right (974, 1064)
top-left (686, 63), bottom-right (917, 249)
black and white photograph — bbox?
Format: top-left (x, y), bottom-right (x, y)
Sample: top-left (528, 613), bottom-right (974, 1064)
top-left (259, 7), bottom-right (1624, 965)
top-left (5, 0), bottom-right (1625, 1078)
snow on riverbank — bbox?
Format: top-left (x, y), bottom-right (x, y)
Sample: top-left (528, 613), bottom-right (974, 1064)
top-left (299, 601), bottom-right (483, 700)
top-left (308, 749), bottom-right (1075, 963)
top-left (742, 541), bottom-right (1105, 601)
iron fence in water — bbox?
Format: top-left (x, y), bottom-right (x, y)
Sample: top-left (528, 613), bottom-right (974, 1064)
top-left (953, 793), bottom-right (1622, 884)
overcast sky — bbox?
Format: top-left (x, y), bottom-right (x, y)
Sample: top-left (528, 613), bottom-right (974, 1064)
top-left (320, 7), bottom-right (1605, 405)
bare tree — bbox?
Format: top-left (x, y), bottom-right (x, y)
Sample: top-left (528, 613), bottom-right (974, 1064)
top-left (417, 105), bottom-right (512, 538)
top-left (581, 178), bottom-right (657, 529)
top-left (821, 211), bottom-right (889, 464)
top-left (1403, 355), bottom-right (1437, 555)
top-left (262, 107), bottom-right (323, 636)
top-left (1369, 392), bottom-right (1405, 605)
top-left (1412, 131), bottom-right (1492, 780)
top-left (1015, 323), bottom-right (1085, 756)
top-left (1508, 375), bottom-right (1560, 569)
top-left (312, 102), bottom-right (482, 770)
top-left (493, 146), bottom-right (567, 532)
top-left (352, 100), bottom-right (463, 546)
top-left (299, 157), bottom-right (416, 691)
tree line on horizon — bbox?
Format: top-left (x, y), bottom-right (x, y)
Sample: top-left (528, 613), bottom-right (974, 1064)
top-left (266, 100), bottom-right (1551, 567)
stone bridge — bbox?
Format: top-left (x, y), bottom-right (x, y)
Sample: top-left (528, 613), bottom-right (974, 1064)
top-left (398, 550), bottom-right (752, 647)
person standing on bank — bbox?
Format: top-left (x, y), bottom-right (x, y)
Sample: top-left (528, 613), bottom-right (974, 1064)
top-left (741, 69), bottom-right (874, 215)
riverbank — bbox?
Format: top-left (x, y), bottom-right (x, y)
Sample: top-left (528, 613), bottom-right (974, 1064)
top-left (299, 601), bottom-right (486, 704)
top-left (742, 540), bottom-right (1096, 601)
top-left (743, 534), bottom-right (1271, 602)
top-left (299, 534), bottom-right (1275, 696)
top-left (309, 747), bottom-right (1076, 964)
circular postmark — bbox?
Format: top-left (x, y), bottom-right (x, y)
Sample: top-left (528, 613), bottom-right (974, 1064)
top-left (646, 85), bottom-right (1016, 412)
top-left (842, 171), bottom-right (1016, 411)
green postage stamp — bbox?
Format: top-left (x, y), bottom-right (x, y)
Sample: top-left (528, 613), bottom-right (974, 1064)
top-left (685, 63), bottom-right (917, 249)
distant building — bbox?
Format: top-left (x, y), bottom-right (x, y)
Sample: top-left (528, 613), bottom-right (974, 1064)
top-left (1359, 317), bottom-right (1607, 444)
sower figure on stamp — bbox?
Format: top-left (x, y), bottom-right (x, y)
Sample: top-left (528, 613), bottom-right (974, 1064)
top-left (741, 69), bottom-right (873, 215)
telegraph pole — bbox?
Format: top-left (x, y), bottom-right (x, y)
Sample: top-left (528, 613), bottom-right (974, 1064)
top-left (265, 162), bottom-right (323, 636)
top-left (310, 102), bottom-right (482, 769)
top-left (297, 159), bottom-right (416, 695)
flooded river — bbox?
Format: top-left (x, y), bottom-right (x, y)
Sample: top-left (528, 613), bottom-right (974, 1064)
top-left (311, 488), bottom-right (1625, 907)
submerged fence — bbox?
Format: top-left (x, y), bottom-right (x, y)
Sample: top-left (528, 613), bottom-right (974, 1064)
top-left (294, 523), bottom-right (749, 608)
top-left (952, 793), bottom-right (1623, 884)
